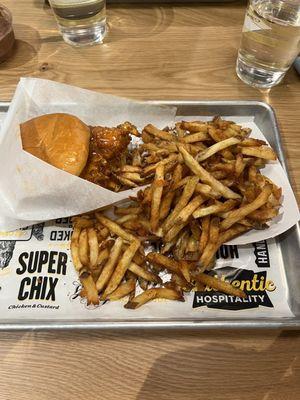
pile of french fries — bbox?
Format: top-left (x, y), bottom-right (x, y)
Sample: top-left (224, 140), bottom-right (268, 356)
top-left (70, 117), bottom-right (282, 308)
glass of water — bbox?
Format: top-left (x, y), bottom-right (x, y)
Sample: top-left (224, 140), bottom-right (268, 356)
top-left (236, 0), bottom-right (300, 89)
top-left (48, 0), bottom-right (107, 47)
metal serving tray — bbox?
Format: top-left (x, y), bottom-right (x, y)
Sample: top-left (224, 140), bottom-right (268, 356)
top-left (0, 100), bottom-right (299, 330)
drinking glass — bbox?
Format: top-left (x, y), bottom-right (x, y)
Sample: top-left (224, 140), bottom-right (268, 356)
top-left (48, 0), bottom-right (107, 47)
top-left (236, 0), bottom-right (300, 88)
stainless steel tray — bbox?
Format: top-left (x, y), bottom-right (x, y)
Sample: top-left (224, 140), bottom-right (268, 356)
top-left (0, 100), bottom-right (299, 330)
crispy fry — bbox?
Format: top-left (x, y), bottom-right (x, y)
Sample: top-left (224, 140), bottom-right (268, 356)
top-left (220, 184), bottom-right (272, 230)
top-left (143, 154), bottom-right (178, 176)
top-left (144, 124), bottom-right (175, 141)
top-left (180, 260), bottom-right (192, 283)
top-left (96, 237), bottom-right (123, 292)
top-left (78, 229), bottom-right (89, 266)
top-left (72, 217), bottom-right (95, 229)
top-left (193, 272), bottom-right (246, 298)
top-left (240, 146), bottom-right (277, 160)
top-left (97, 248), bottom-right (109, 266)
top-left (128, 261), bottom-right (162, 284)
top-left (102, 240), bottom-right (141, 298)
top-left (87, 228), bottom-right (99, 269)
top-left (70, 227), bottom-right (85, 275)
top-left (193, 199), bottom-right (238, 219)
top-left (196, 137), bottom-right (240, 162)
top-left (164, 220), bottom-right (189, 242)
top-left (199, 216), bottom-right (210, 254)
top-left (105, 279), bottom-right (136, 301)
top-left (174, 195), bottom-right (205, 225)
top-left (96, 213), bottom-right (138, 242)
top-left (114, 206), bottom-right (142, 215)
top-left (114, 174), bottom-right (138, 188)
top-left (115, 214), bottom-right (138, 225)
top-left (180, 121), bottom-right (208, 133)
top-left (150, 163), bottom-right (165, 232)
top-left (163, 176), bottom-right (199, 231)
top-left (183, 131), bottom-right (210, 143)
top-left (125, 288), bottom-right (184, 309)
top-left (199, 217), bottom-right (220, 269)
top-left (147, 252), bottom-right (183, 276)
top-left (80, 274), bottom-right (99, 305)
top-left (178, 145), bottom-right (241, 200)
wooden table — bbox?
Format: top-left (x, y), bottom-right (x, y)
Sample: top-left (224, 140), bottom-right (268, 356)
top-left (0, 1), bottom-right (299, 399)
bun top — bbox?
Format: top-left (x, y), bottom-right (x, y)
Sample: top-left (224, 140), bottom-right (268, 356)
top-left (20, 113), bottom-right (90, 176)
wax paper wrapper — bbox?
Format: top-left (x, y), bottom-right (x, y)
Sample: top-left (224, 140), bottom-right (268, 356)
top-left (0, 78), bottom-right (176, 231)
top-left (0, 219), bottom-right (294, 322)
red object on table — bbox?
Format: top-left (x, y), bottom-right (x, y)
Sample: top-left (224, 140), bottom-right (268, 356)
top-left (0, 4), bottom-right (15, 63)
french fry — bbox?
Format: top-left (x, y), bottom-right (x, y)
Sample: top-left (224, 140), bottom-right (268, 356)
top-left (147, 252), bottom-right (182, 277)
top-left (114, 174), bottom-right (138, 188)
top-left (78, 229), bottom-right (89, 266)
top-left (196, 137), bottom-right (240, 162)
top-left (70, 227), bottom-right (84, 275)
top-left (87, 228), bottom-right (99, 269)
top-left (96, 237), bottom-right (123, 292)
top-left (180, 260), bottom-right (192, 282)
top-left (80, 274), bottom-right (99, 305)
top-left (125, 288), bottom-right (184, 309)
top-left (193, 199), bottom-right (238, 219)
top-left (163, 176), bottom-right (199, 231)
top-left (178, 145), bottom-right (241, 200)
top-left (164, 220), bottom-right (189, 243)
top-left (248, 208), bottom-right (279, 221)
top-left (119, 165), bottom-right (141, 173)
top-left (150, 163), bottom-right (165, 232)
top-left (199, 217), bottom-right (220, 269)
top-left (240, 146), bottom-right (277, 160)
top-left (235, 153), bottom-right (245, 177)
top-left (193, 272), bottom-right (246, 298)
top-left (72, 217), bottom-right (95, 229)
top-left (105, 279), bottom-right (136, 301)
top-left (220, 184), bottom-right (272, 230)
top-left (186, 236), bottom-right (199, 253)
top-left (183, 131), bottom-right (210, 143)
top-left (114, 206), bottom-right (142, 215)
top-left (199, 216), bottom-right (210, 254)
top-left (102, 239), bottom-right (141, 298)
top-left (128, 261), bottom-right (162, 284)
top-left (115, 214), bottom-right (138, 225)
top-left (96, 213), bottom-right (138, 242)
top-left (218, 224), bottom-right (250, 244)
top-left (97, 248), bottom-right (109, 266)
top-left (174, 230), bottom-right (189, 259)
top-left (174, 195), bottom-right (205, 225)
top-left (139, 277), bottom-right (149, 291)
top-left (143, 154), bottom-right (178, 176)
top-left (180, 121), bottom-right (208, 133)
top-left (143, 124), bottom-right (175, 141)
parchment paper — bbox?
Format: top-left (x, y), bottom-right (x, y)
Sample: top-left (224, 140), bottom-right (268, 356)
top-left (0, 78), bottom-right (176, 231)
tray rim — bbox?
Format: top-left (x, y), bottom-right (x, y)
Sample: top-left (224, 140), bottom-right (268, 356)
top-left (0, 99), bottom-right (299, 331)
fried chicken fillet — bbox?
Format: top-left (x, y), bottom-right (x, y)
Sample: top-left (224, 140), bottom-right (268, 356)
top-left (80, 122), bottom-right (138, 190)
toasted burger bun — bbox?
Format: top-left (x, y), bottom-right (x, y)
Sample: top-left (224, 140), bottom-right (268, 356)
top-left (20, 113), bottom-right (90, 176)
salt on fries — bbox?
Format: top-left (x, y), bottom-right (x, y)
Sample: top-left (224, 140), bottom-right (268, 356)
top-left (70, 117), bottom-right (281, 307)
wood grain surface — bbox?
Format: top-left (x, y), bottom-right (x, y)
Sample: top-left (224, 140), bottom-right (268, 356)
top-left (0, 1), bottom-right (299, 399)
